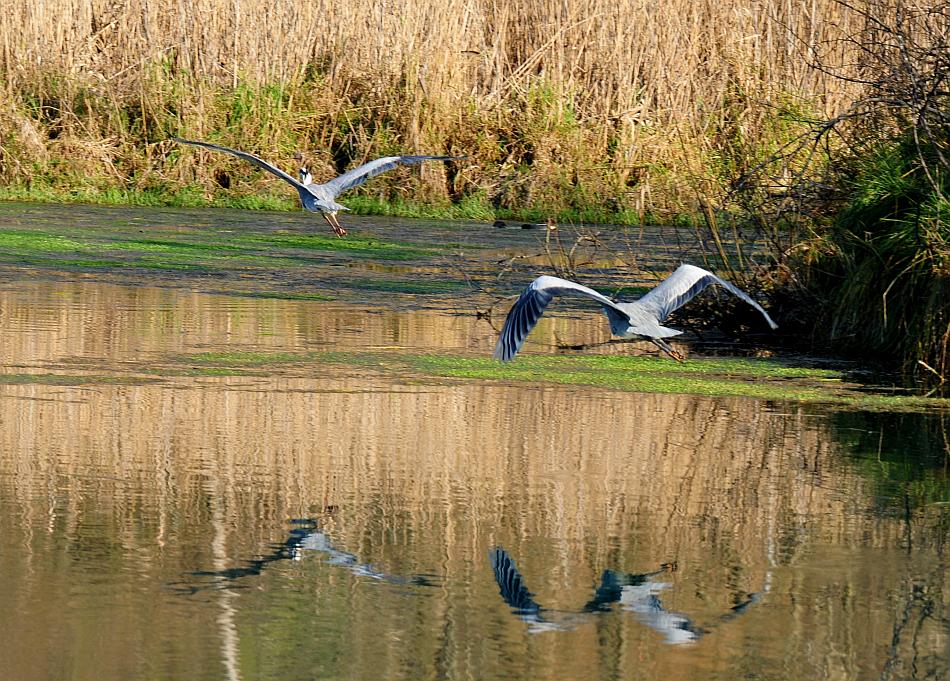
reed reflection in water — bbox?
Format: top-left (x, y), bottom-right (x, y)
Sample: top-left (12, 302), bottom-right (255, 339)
top-left (0, 279), bottom-right (947, 681)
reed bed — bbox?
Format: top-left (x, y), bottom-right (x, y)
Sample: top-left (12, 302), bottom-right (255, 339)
top-left (0, 0), bottom-right (863, 220)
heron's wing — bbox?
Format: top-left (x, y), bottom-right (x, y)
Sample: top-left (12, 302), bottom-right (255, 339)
top-left (489, 548), bottom-right (541, 615)
top-left (173, 138), bottom-right (306, 191)
top-left (323, 155), bottom-right (464, 197)
top-left (620, 581), bottom-right (704, 644)
top-left (493, 275), bottom-right (627, 361)
top-left (637, 264), bottom-right (778, 329)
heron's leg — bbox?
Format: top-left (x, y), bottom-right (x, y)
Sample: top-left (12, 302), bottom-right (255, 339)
top-left (322, 212), bottom-right (347, 237)
top-left (652, 338), bottom-right (685, 362)
top-left (329, 212), bottom-right (347, 237)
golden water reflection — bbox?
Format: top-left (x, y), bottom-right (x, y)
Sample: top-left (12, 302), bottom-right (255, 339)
top-left (0, 280), bottom-right (947, 681)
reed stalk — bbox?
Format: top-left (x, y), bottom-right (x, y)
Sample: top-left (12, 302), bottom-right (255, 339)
top-left (0, 0), bottom-right (863, 221)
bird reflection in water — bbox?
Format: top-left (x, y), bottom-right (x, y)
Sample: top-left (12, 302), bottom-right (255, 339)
top-left (171, 518), bottom-right (436, 594)
top-left (490, 547), bottom-right (765, 643)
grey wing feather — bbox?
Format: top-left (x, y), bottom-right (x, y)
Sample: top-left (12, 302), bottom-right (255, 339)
top-left (173, 138), bottom-right (306, 191)
top-left (637, 264), bottom-right (778, 329)
top-left (493, 275), bottom-right (626, 361)
top-left (324, 155), bottom-right (463, 196)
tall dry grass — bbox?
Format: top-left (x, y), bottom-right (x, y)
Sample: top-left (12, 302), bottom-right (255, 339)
top-left (0, 0), bottom-right (864, 219)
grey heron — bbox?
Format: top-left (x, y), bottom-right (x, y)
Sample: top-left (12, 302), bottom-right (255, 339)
top-left (493, 264), bottom-right (778, 361)
top-left (172, 137), bottom-right (463, 237)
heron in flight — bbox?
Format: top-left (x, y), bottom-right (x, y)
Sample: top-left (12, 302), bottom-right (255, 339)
top-left (493, 264), bottom-right (778, 361)
top-left (173, 137), bottom-right (463, 236)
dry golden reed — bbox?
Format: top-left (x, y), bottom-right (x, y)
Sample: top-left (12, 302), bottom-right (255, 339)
top-left (0, 0), bottom-right (864, 219)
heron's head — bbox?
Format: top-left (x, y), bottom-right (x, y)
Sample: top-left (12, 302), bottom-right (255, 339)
top-left (299, 166), bottom-right (313, 185)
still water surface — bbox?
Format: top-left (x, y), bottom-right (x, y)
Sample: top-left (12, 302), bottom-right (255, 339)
top-left (0, 212), bottom-right (948, 681)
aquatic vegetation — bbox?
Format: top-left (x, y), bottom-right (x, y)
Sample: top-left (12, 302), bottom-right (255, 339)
top-left (177, 349), bottom-right (949, 411)
top-left (342, 278), bottom-right (467, 295)
top-left (106, 238), bottom-right (246, 254)
top-left (243, 234), bottom-right (438, 260)
top-left (185, 351), bottom-right (327, 366)
top-left (0, 229), bottom-right (92, 253)
top-left (409, 355), bottom-right (834, 402)
top-left (250, 291), bottom-right (335, 302)
top-left (0, 218), bottom-right (447, 283)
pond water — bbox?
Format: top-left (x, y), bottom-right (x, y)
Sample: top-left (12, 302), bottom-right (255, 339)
top-left (0, 205), bottom-right (948, 681)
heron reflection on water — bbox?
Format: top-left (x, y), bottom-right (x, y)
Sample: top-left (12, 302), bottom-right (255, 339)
top-left (489, 547), bottom-right (766, 643)
top-left (172, 519), bottom-right (434, 593)
top-left (172, 137), bottom-right (464, 237)
top-left (493, 264), bottom-right (778, 361)
top-left (172, 524), bottom-right (763, 643)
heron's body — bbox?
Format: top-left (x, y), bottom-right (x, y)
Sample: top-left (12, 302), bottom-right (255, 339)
top-left (493, 264), bottom-right (778, 361)
top-left (173, 137), bottom-right (463, 236)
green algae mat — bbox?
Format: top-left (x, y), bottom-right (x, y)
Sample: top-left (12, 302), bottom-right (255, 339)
top-left (174, 350), bottom-right (949, 412)
top-left (0, 202), bottom-right (465, 302)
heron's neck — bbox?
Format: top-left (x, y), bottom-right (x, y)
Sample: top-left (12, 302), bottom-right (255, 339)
top-left (299, 167), bottom-right (313, 185)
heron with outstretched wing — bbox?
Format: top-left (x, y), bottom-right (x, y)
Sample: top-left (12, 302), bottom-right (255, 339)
top-left (493, 264), bottom-right (778, 361)
top-left (173, 137), bottom-right (464, 237)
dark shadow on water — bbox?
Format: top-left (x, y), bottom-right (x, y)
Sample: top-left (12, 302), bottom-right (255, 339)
top-left (489, 547), bottom-right (767, 643)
